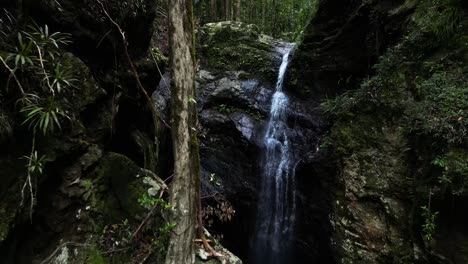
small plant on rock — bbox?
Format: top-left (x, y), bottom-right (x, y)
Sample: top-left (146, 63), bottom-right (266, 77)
top-left (421, 205), bottom-right (438, 243)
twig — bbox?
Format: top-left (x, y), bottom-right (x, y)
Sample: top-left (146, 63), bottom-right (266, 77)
top-left (194, 239), bottom-right (213, 243)
top-left (141, 248), bottom-right (154, 264)
top-left (96, 29), bottom-right (112, 48)
top-left (198, 193), bottom-right (222, 258)
top-left (149, 48), bottom-right (173, 130)
top-left (101, 246), bottom-right (131, 254)
top-left (35, 44), bottom-right (54, 94)
top-left (0, 56), bottom-right (25, 95)
top-left (149, 48), bottom-right (169, 90)
top-left (163, 173), bottom-right (174, 183)
top-left (20, 133), bottom-right (36, 222)
top-left (131, 188), bottom-right (166, 239)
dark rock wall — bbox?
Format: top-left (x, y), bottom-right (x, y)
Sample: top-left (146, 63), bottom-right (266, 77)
top-left (287, 0), bottom-right (412, 99)
top-left (290, 0), bottom-right (468, 263)
top-left (0, 0), bottom-right (170, 262)
top-left (191, 22), bottom-right (335, 263)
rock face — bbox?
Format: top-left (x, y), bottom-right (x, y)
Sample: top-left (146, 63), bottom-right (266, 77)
top-left (289, 0), bottom-right (468, 263)
top-left (287, 0), bottom-right (414, 99)
top-left (154, 21), bottom-right (334, 263)
top-left (0, 0), bottom-right (171, 262)
top-left (25, 0), bottom-right (158, 63)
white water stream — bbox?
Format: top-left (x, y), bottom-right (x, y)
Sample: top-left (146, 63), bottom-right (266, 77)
top-left (252, 43), bottom-right (296, 264)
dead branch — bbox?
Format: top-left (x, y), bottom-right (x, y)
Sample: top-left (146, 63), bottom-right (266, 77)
top-left (198, 194), bottom-right (223, 258)
top-left (0, 56), bottom-right (25, 95)
top-left (131, 188), bottom-right (166, 240)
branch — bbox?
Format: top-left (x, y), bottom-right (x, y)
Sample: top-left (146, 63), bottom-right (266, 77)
top-left (198, 195), bottom-right (223, 258)
top-left (35, 44), bottom-right (54, 95)
top-left (131, 188), bottom-right (166, 239)
top-left (0, 56), bottom-right (25, 95)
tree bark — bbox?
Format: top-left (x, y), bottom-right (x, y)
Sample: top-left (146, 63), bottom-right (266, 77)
top-left (211, 0), bottom-right (217, 21)
top-left (234, 0), bottom-right (241, 21)
top-left (165, 1), bottom-right (200, 264)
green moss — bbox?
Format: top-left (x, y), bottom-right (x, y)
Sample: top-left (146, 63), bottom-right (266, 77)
top-left (198, 22), bottom-right (278, 81)
top-left (85, 246), bottom-right (109, 264)
top-left (151, 47), bottom-right (169, 66)
top-left (328, 116), bottom-right (383, 156)
top-left (434, 149), bottom-right (468, 194)
top-left (82, 152), bottom-right (150, 228)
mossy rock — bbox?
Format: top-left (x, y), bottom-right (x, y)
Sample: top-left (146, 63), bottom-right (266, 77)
top-left (198, 21), bottom-right (279, 82)
top-left (61, 52), bottom-right (105, 112)
top-left (81, 152), bottom-right (153, 225)
top-left (328, 115), bottom-right (384, 156)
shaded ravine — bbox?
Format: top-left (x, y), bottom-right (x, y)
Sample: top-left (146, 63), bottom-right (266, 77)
top-left (251, 43), bottom-right (296, 264)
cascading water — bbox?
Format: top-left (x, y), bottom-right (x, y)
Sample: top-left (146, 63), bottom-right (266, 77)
top-left (252, 43), bottom-right (296, 264)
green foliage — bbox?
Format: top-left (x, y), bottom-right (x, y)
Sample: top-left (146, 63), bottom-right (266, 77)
top-left (319, 0), bottom-right (467, 215)
top-left (420, 205), bottom-right (438, 242)
top-left (432, 150), bottom-right (468, 194)
top-left (150, 47), bottom-right (168, 66)
top-left (1, 20), bottom-right (74, 136)
top-left (5, 33), bottom-right (34, 69)
top-left (196, 0), bottom-right (318, 41)
top-left (0, 19), bottom-right (76, 220)
top-left (320, 0), bottom-right (467, 145)
top-left (25, 23), bottom-right (71, 54)
top-left (405, 71), bottom-right (467, 144)
top-left (412, 0), bottom-right (464, 42)
top-left (137, 193), bottom-right (171, 209)
top-left (19, 95), bottom-right (70, 135)
top-left (23, 150), bottom-right (47, 175)
top-left (152, 222), bottom-right (175, 258)
top-left (209, 173), bottom-right (221, 187)
top-left (216, 104), bottom-right (236, 114)
top-left (320, 90), bottom-right (358, 118)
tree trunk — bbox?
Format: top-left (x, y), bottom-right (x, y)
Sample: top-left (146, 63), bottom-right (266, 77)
top-left (165, 0), bottom-right (200, 264)
top-left (224, 0), bottom-right (231, 21)
top-left (234, 0), bottom-right (241, 21)
top-left (211, 0), bottom-right (217, 21)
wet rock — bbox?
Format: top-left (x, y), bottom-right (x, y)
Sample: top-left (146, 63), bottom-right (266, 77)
top-left (210, 78), bottom-right (248, 106)
top-left (231, 113), bottom-right (256, 143)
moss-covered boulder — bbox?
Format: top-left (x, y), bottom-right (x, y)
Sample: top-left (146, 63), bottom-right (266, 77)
top-left (83, 152), bottom-right (152, 221)
top-left (198, 21), bottom-right (281, 82)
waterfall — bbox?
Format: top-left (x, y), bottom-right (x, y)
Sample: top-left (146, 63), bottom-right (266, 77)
top-left (252, 43), bottom-right (296, 264)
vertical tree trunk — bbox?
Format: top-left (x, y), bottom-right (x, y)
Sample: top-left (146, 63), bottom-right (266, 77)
top-left (211, 0), bottom-right (217, 21)
top-left (272, 0), bottom-right (277, 36)
top-left (225, 0), bottom-right (231, 20)
top-left (234, 0), bottom-right (241, 21)
top-left (165, 0), bottom-right (200, 264)
top-left (261, 0), bottom-right (265, 32)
